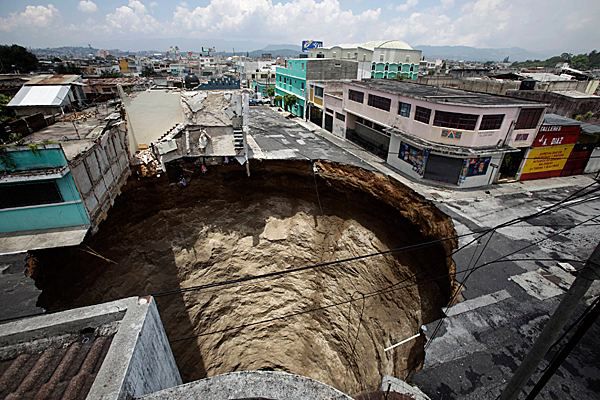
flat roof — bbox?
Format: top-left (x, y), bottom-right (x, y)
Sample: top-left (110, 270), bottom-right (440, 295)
top-left (20, 105), bottom-right (121, 161)
top-left (26, 74), bottom-right (81, 86)
top-left (543, 113), bottom-right (580, 126)
top-left (348, 79), bottom-right (546, 107)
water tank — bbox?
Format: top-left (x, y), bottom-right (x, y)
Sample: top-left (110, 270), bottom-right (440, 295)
top-left (184, 73), bottom-right (200, 89)
top-left (520, 78), bottom-right (536, 90)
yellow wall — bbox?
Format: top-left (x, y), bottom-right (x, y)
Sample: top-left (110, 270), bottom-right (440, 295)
top-left (521, 144), bottom-right (574, 174)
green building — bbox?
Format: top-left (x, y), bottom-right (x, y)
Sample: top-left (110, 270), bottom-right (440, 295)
top-left (276, 58), bottom-right (358, 117)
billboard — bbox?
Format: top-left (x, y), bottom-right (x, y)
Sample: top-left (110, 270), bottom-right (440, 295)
top-left (533, 124), bottom-right (580, 148)
top-left (520, 144), bottom-right (575, 181)
top-left (302, 40), bottom-right (323, 52)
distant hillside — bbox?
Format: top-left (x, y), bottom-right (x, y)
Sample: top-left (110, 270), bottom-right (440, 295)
top-left (511, 50), bottom-right (600, 70)
top-left (414, 45), bottom-right (553, 62)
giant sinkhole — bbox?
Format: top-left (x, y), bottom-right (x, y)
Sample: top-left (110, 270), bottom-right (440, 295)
top-left (31, 159), bottom-right (457, 395)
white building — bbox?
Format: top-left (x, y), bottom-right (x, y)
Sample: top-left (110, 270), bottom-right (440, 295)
top-left (309, 40), bottom-right (422, 80)
top-left (322, 79), bottom-right (547, 188)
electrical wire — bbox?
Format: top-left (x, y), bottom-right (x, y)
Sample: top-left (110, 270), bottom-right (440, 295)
top-left (168, 215), bottom-right (598, 343)
top-left (153, 184), bottom-right (600, 299)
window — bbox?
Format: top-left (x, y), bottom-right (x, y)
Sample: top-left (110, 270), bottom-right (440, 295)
top-left (479, 114), bottom-right (504, 130)
top-left (371, 63), bottom-right (375, 70)
top-left (0, 181), bottom-right (63, 209)
top-left (301, 63), bottom-right (305, 70)
top-left (384, 64), bottom-right (389, 71)
top-left (414, 106), bottom-right (432, 124)
top-left (347, 52), bottom-right (351, 58)
top-left (336, 113), bottom-right (346, 121)
top-left (515, 133), bottom-right (529, 141)
top-left (315, 86), bottom-right (324, 97)
top-left (379, 54), bottom-right (384, 62)
top-left (398, 102), bottom-right (411, 118)
top-left (348, 89), bottom-right (364, 103)
top-left (301, 82), bottom-right (305, 90)
top-left (251, 74), bottom-right (255, 79)
top-left (433, 111), bottom-right (478, 130)
top-left (367, 94), bottom-right (391, 111)
top-left (516, 108), bottom-right (544, 130)
top-left (325, 108), bottom-right (334, 114)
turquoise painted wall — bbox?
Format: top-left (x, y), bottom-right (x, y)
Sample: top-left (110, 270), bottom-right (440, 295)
top-left (275, 60), bottom-right (308, 117)
top-left (0, 146), bottom-right (67, 172)
top-left (0, 147), bottom-right (90, 233)
top-left (371, 63), bottom-right (419, 80)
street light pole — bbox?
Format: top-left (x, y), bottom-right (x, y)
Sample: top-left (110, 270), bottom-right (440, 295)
top-left (499, 242), bottom-right (600, 400)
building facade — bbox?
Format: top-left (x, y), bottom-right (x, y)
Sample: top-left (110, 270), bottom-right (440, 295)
top-left (309, 40), bottom-right (421, 80)
top-left (0, 107), bottom-right (130, 253)
top-left (324, 79), bottom-right (546, 188)
top-left (275, 59), bottom-right (358, 117)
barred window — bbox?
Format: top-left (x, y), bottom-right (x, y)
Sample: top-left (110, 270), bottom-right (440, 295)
top-left (367, 94), bottom-right (391, 111)
top-left (479, 114), bottom-right (505, 130)
top-left (433, 111), bottom-right (478, 130)
top-left (398, 102), bottom-right (411, 118)
top-left (348, 89), bottom-right (364, 103)
top-left (414, 106), bottom-right (432, 124)
top-left (516, 108), bottom-right (543, 130)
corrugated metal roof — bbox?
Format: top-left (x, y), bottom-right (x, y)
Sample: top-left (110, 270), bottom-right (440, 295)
top-left (7, 85), bottom-right (71, 107)
top-left (26, 75), bottom-right (81, 85)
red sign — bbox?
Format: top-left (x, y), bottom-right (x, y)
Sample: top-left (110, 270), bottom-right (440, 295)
top-left (532, 124), bottom-right (580, 148)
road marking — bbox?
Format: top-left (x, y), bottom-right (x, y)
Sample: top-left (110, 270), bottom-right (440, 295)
top-left (511, 269), bottom-right (564, 300)
top-left (443, 289), bottom-right (511, 317)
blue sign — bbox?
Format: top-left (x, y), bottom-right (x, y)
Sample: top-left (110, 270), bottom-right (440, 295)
top-left (302, 40), bottom-right (323, 52)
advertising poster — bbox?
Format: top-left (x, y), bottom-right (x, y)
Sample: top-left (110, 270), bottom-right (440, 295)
top-left (302, 40), bottom-right (323, 52)
top-left (399, 142), bottom-right (429, 176)
top-left (520, 144), bottom-right (575, 180)
top-left (464, 157), bottom-right (491, 177)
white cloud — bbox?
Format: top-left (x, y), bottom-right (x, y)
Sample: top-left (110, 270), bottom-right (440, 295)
top-left (171, 0), bottom-right (381, 44)
top-left (395, 0), bottom-right (419, 12)
top-left (0, 4), bottom-right (59, 32)
top-left (78, 0), bottom-right (98, 13)
top-left (106, 0), bottom-right (160, 33)
top-left (440, 0), bottom-right (455, 8)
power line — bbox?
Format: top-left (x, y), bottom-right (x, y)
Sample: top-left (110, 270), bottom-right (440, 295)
top-left (153, 184), bottom-right (600, 299)
top-left (169, 215), bottom-right (597, 343)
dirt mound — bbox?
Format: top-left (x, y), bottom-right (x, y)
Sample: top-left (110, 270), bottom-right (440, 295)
top-left (32, 160), bottom-right (456, 396)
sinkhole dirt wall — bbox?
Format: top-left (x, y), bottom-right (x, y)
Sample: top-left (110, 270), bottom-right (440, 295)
top-left (31, 159), bottom-right (457, 395)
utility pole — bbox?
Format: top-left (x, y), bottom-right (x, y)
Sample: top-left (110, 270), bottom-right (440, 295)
top-left (524, 298), bottom-right (600, 400)
top-left (500, 242), bottom-right (600, 400)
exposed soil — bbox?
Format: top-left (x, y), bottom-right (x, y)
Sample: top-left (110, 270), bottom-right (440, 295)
top-left (31, 160), bottom-right (456, 396)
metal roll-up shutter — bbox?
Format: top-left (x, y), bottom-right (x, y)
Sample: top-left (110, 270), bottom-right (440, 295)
top-left (423, 154), bottom-right (463, 184)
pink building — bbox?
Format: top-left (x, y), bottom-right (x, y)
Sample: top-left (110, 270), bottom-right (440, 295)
top-left (327, 79), bottom-right (547, 188)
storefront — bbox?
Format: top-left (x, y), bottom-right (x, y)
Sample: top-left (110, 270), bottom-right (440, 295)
top-left (388, 131), bottom-right (506, 188)
top-left (519, 114), bottom-right (580, 181)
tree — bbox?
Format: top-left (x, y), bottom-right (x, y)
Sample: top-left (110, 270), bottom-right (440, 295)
top-left (266, 86), bottom-right (275, 98)
top-left (0, 94), bottom-right (14, 123)
top-left (570, 54), bottom-right (590, 70)
top-left (282, 94), bottom-right (297, 112)
top-left (141, 66), bottom-right (156, 77)
top-left (274, 95), bottom-right (283, 107)
top-left (0, 44), bottom-right (38, 73)
top-left (560, 52), bottom-right (572, 62)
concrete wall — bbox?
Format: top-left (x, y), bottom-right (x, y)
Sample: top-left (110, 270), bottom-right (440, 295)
top-left (306, 59), bottom-right (358, 81)
top-left (417, 76), bottom-right (597, 96)
top-left (584, 146), bottom-right (600, 173)
top-left (343, 83), bottom-right (539, 149)
top-left (507, 90), bottom-right (600, 123)
top-left (141, 371), bottom-right (352, 400)
top-left (86, 297), bottom-right (181, 400)
top-left (69, 124), bottom-right (130, 232)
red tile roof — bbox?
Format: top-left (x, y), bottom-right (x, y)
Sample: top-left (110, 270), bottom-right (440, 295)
top-left (0, 334), bottom-right (114, 400)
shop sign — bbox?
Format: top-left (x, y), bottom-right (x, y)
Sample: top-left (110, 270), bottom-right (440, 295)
top-left (441, 129), bottom-right (462, 139)
top-left (521, 144), bottom-right (575, 176)
top-left (399, 142), bottom-right (429, 176)
top-left (532, 125), bottom-right (580, 148)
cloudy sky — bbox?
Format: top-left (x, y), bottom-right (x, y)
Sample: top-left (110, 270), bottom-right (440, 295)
top-left (0, 0), bottom-right (598, 52)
